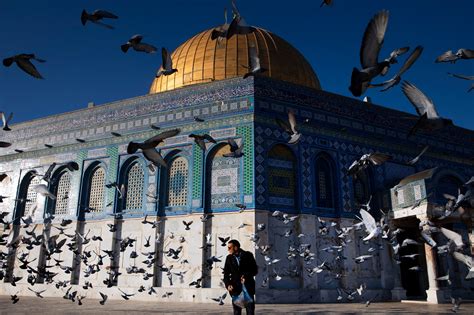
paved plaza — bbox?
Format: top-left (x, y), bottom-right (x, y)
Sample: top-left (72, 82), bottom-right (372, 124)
top-left (0, 297), bottom-right (473, 315)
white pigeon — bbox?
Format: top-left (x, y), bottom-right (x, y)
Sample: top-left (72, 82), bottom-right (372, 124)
top-left (359, 209), bottom-right (380, 241)
top-left (33, 184), bottom-right (56, 200)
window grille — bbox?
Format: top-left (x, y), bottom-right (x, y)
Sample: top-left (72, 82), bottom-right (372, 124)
top-left (88, 167), bottom-right (105, 213)
top-left (53, 172), bottom-right (71, 215)
top-left (125, 162), bottom-right (144, 210)
top-left (167, 157), bottom-right (188, 207)
top-left (24, 177), bottom-right (41, 216)
top-left (318, 170), bottom-right (327, 200)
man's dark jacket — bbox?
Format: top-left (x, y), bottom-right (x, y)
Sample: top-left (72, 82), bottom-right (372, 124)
top-left (223, 250), bottom-right (258, 296)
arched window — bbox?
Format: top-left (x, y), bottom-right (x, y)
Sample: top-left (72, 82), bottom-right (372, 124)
top-left (15, 172), bottom-right (41, 222)
top-left (80, 165), bottom-right (106, 216)
top-left (267, 144), bottom-right (297, 209)
top-left (205, 144), bottom-right (241, 211)
top-left (353, 170), bottom-right (370, 205)
top-left (123, 161), bottom-right (145, 211)
top-left (50, 171), bottom-right (72, 216)
top-left (315, 154), bottom-right (336, 209)
top-left (167, 156), bottom-right (189, 207)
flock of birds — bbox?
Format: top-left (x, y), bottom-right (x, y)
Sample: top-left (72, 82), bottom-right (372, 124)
top-left (0, 0), bottom-right (473, 313)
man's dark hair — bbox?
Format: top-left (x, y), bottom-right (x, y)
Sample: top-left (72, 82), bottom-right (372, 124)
top-left (228, 239), bottom-right (240, 248)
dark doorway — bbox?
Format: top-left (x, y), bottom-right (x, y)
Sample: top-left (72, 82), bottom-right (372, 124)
top-left (396, 219), bottom-right (429, 300)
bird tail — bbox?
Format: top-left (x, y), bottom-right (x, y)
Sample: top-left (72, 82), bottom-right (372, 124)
top-left (127, 142), bottom-right (139, 154)
top-left (81, 10), bottom-right (88, 26)
top-left (2, 58), bottom-right (13, 67)
top-left (121, 44), bottom-right (130, 53)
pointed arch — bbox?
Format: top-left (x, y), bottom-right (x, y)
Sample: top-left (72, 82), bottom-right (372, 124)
top-left (267, 143), bottom-right (298, 211)
top-left (204, 142), bottom-right (242, 213)
top-left (117, 156), bottom-right (145, 214)
top-left (14, 171), bottom-right (40, 224)
top-left (158, 150), bottom-right (191, 215)
top-left (78, 161), bottom-right (106, 220)
top-left (45, 166), bottom-right (73, 217)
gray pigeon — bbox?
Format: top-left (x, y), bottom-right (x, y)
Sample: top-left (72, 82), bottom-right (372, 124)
top-left (243, 44), bottom-right (266, 78)
top-left (1, 112), bottom-right (13, 131)
top-left (401, 81), bottom-right (453, 137)
top-left (372, 46), bottom-right (423, 91)
top-left (349, 10), bottom-right (389, 97)
top-left (347, 152), bottom-right (392, 178)
top-left (127, 129), bottom-right (181, 168)
top-left (121, 35), bottom-right (157, 54)
top-left (275, 111), bottom-right (301, 144)
top-left (81, 9), bottom-right (118, 29)
top-left (155, 47), bottom-right (178, 78)
top-left (223, 138), bottom-right (244, 158)
top-left (3, 54), bottom-right (46, 79)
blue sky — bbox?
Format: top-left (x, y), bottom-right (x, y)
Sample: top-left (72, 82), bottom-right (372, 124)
top-left (0, 0), bottom-right (472, 129)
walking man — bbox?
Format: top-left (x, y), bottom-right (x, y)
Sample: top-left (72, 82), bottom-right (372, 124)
top-left (224, 239), bottom-right (258, 315)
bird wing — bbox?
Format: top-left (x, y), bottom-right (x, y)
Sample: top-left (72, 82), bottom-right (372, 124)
top-left (389, 46), bottom-right (409, 60)
top-left (360, 209), bottom-right (377, 233)
top-left (394, 46), bottom-right (423, 77)
top-left (360, 10), bottom-right (389, 68)
top-left (440, 227), bottom-right (464, 247)
top-left (162, 47), bottom-right (173, 70)
top-left (458, 48), bottom-right (474, 59)
top-left (368, 152), bottom-right (391, 165)
top-left (145, 129), bottom-right (181, 145)
top-left (94, 10), bottom-right (118, 19)
top-left (248, 45), bottom-right (260, 71)
top-left (435, 50), bottom-right (456, 63)
top-left (288, 111), bottom-right (298, 134)
top-left (402, 81), bottom-right (439, 119)
top-left (43, 163), bottom-right (57, 181)
top-left (143, 149), bottom-right (167, 168)
top-left (203, 134), bottom-right (217, 143)
top-left (136, 43), bottom-right (157, 53)
top-left (448, 72), bottom-right (474, 81)
top-left (130, 34), bottom-right (143, 43)
top-left (16, 58), bottom-right (44, 79)
top-left (227, 138), bottom-right (239, 151)
top-left (231, 0), bottom-right (240, 18)
top-left (452, 251), bottom-right (472, 268)
top-left (275, 117), bottom-right (292, 134)
top-left (1, 112), bottom-right (6, 127)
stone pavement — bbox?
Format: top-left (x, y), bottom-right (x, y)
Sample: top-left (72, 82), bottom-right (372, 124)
top-left (0, 297), bottom-right (473, 315)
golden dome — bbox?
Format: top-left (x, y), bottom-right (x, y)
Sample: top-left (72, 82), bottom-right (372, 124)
top-left (149, 27), bottom-right (321, 94)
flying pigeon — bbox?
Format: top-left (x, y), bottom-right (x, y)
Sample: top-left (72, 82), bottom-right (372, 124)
top-left (81, 9), bottom-right (118, 29)
top-left (121, 35), bottom-right (157, 54)
top-left (155, 47), bottom-right (178, 78)
top-left (3, 54), bottom-right (46, 79)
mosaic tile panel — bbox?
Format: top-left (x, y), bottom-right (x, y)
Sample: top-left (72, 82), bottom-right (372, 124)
top-left (192, 144), bottom-right (203, 200)
top-left (267, 145), bottom-right (296, 207)
top-left (106, 146), bottom-right (118, 204)
top-left (209, 146), bottom-right (241, 209)
top-left (236, 125), bottom-right (253, 196)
